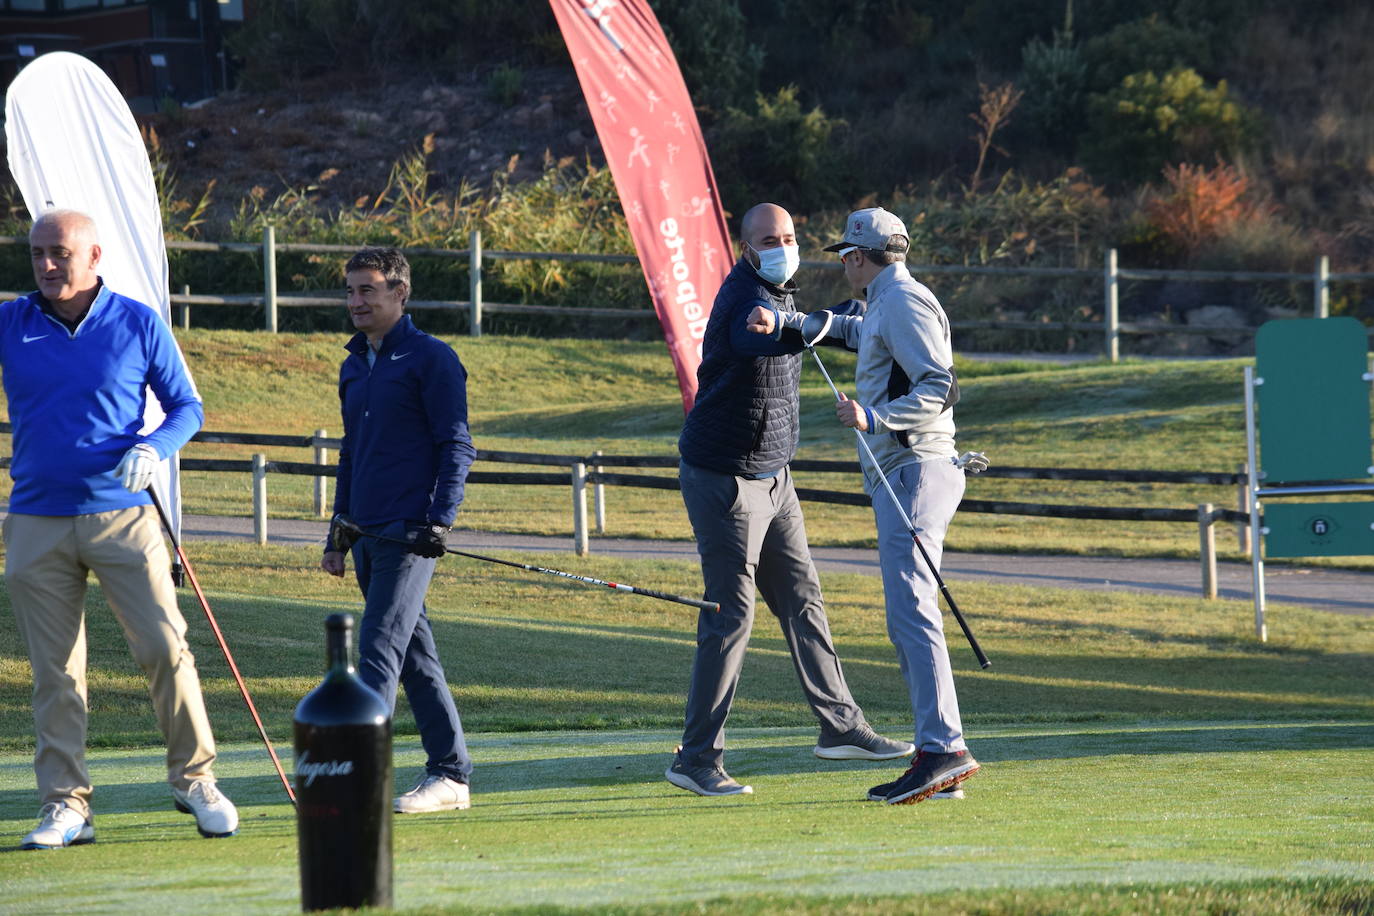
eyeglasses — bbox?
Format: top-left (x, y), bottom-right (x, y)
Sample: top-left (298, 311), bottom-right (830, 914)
top-left (835, 246), bottom-right (858, 262)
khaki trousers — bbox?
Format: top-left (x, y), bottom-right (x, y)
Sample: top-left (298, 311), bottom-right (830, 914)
top-left (4, 506), bottom-right (217, 818)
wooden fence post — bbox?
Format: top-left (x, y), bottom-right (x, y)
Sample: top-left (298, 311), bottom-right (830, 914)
top-left (1198, 503), bottom-right (1217, 599)
top-left (263, 225), bottom-right (278, 333)
top-left (313, 429), bottom-right (329, 518)
top-left (1314, 255), bottom-right (1329, 318)
top-left (1236, 463), bottom-right (1251, 555)
top-left (252, 453), bottom-right (268, 544)
top-left (1104, 247), bottom-right (1119, 363)
top-left (179, 283), bottom-right (191, 329)
top-left (592, 449), bottom-right (606, 534)
top-left (572, 461), bottom-right (589, 556)
top-left (469, 228), bottom-right (482, 337)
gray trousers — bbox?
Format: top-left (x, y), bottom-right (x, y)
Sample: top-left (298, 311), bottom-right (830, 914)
top-left (678, 462), bottom-right (863, 768)
top-left (872, 458), bottom-right (967, 753)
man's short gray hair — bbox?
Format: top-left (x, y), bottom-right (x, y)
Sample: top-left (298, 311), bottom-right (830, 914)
top-left (30, 209), bottom-right (100, 246)
top-left (858, 247), bottom-right (905, 266)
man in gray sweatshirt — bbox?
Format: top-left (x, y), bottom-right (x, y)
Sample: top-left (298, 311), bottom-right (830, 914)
top-left (747, 207), bottom-right (982, 805)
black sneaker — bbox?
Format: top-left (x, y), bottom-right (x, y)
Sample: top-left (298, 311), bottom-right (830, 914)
top-left (867, 779), bottom-right (965, 801)
top-left (665, 753), bottom-right (753, 796)
top-left (814, 723), bottom-right (915, 761)
top-left (884, 749), bottom-right (979, 805)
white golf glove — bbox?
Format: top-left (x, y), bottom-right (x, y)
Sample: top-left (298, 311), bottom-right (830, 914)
top-left (115, 443), bottom-right (160, 493)
top-left (953, 451), bottom-right (989, 474)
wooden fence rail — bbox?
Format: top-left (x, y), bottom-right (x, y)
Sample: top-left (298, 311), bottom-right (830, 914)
top-left (3, 232), bottom-right (1370, 358)
top-left (0, 422), bottom-right (1258, 598)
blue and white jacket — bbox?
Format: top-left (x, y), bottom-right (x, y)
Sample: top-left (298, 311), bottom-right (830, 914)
top-left (332, 314), bottom-right (475, 529)
top-left (0, 283), bottom-right (203, 515)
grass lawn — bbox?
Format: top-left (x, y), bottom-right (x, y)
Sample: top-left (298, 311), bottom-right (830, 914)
top-left (9, 331), bottom-right (1360, 563)
top-left (1, 724), bottom-right (1370, 914)
top-left (0, 544), bottom-right (1371, 912)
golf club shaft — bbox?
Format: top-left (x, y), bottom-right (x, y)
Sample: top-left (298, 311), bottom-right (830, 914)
top-left (353, 528), bottom-right (719, 613)
top-left (807, 347), bottom-right (992, 669)
top-left (148, 489), bottom-right (298, 804)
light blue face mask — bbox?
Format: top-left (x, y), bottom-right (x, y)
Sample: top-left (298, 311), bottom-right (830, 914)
top-left (750, 243), bottom-right (800, 285)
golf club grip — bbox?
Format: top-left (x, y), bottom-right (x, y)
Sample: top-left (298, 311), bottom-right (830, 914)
top-left (909, 531), bottom-right (992, 669)
top-left (941, 586), bottom-right (992, 669)
top-left (625, 587), bottom-right (719, 612)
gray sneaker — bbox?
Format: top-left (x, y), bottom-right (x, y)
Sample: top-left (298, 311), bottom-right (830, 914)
top-left (665, 753), bottom-right (753, 796)
top-left (814, 723), bottom-right (915, 761)
top-left (885, 749), bottom-right (980, 805)
top-left (867, 779), bottom-right (965, 801)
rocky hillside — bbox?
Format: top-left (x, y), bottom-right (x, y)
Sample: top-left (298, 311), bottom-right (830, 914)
top-left (149, 67), bottom-right (605, 224)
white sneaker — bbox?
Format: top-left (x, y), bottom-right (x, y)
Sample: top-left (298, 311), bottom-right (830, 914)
top-left (21, 801), bottom-right (95, 849)
top-left (394, 774), bottom-right (470, 814)
top-left (173, 781), bottom-right (239, 837)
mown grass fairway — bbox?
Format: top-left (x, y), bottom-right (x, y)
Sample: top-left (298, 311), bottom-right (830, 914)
top-left (2, 725), bottom-right (1371, 914)
top-left (0, 544), bottom-right (1371, 912)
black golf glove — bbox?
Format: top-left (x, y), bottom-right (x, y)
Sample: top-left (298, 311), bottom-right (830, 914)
top-left (409, 523), bottom-right (449, 559)
top-left (327, 514), bottom-right (361, 553)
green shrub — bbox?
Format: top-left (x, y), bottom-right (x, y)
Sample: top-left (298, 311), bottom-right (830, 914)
top-left (708, 86), bottom-right (848, 213)
top-left (875, 168), bottom-right (1111, 270)
top-left (1020, 31), bottom-right (1087, 155)
top-left (1081, 14), bottom-right (1212, 91)
top-left (227, 0), bottom-right (558, 88)
top-left (487, 64), bottom-right (524, 108)
top-left (1082, 67), bottom-right (1260, 184)
top-left (650, 0), bottom-right (761, 114)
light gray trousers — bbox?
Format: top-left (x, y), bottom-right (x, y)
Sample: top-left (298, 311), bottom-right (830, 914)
top-left (678, 462), bottom-right (863, 768)
top-left (872, 458), bottom-right (968, 753)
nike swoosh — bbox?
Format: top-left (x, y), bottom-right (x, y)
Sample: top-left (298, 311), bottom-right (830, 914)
top-left (22, 334), bottom-right (48, 343)
top-left (390, 352), bottom-right (411, 361)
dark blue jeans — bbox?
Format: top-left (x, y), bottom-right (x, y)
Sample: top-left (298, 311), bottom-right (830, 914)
top-left (352, 520), bottom-right (471, 783)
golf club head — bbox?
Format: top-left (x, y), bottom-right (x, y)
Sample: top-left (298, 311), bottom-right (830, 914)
top-left (800, 309), bottom-right (834, 349)
top-left (331, 514), bottom-right (363, 537)
top-left (327, 514), bottom-right (364, 553)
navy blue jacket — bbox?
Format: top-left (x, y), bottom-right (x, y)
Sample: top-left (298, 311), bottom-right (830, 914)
top-left (678, 258), bottom-right (807, 476)
top-left (332, 314), bottom-right (475, 528)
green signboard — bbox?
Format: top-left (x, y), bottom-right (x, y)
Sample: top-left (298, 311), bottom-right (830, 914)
top-left (1263, 502), bottom-right (1374, 558)
top-left (1255, 317), bottom-right (1372, 483)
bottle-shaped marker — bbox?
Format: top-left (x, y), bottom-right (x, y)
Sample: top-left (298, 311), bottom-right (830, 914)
top-left (294, 612), bottom-right (393, 911)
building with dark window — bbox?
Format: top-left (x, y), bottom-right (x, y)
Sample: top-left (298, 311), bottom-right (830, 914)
top-left (0, 0), bottom-right (246, 112)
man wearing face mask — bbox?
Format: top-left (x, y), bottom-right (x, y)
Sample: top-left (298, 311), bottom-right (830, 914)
top-left (667, 203), bottom-right (914, 797)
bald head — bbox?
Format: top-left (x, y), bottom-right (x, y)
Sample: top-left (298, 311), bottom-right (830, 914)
top-left (30, 208), bottom-right (102, 315)
top-left (740, 203), bottom-right (794, 251)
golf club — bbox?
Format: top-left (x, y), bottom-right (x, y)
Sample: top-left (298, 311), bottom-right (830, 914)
top-left (148, 487), bottom-right (298, 804)
top-left (800, 312), bottom-right (992, 669)
top-left (331, 516), bottom-right (720, 613)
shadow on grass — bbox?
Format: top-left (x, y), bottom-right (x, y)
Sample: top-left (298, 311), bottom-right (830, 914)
top-left (1, 585), bottom-right (1371, 750)
top-left (5, 721), bottom-right (1366, 825)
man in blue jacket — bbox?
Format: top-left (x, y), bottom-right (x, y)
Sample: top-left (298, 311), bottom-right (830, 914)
top-left (3, 209), bottom-right (236, 848)
top-left (667, 203), bottom-right (913, 797)
top-left (321, 247), bottom-right (476, 814)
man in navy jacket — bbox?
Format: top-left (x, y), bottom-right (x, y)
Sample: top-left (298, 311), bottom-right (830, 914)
top-left (322, 247), bottom-right (476, 814)
top-left (667, 203), bottom-right (913, 797)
